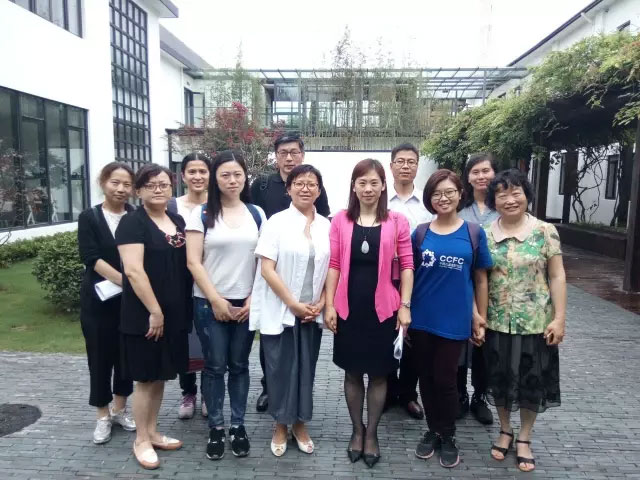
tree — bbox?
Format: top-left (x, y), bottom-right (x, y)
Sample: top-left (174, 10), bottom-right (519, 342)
top-left (170, 102), bottom-right (285, 181)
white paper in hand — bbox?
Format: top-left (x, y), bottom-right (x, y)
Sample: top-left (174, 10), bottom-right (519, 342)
top-left (95, 280), bottom-right (122, 301)
top-left (393, 328), bottom-right (404, 360)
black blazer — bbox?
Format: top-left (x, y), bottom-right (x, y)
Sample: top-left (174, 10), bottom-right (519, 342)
top-left (78, 203), bottom-right (134, 315)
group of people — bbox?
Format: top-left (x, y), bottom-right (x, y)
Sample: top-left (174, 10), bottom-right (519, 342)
top-left (77, 134), bottom-right (566, 472)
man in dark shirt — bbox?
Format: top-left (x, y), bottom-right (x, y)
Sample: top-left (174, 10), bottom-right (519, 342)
top-left (251, 135), bottom-right (330, 218)
top-left (250, 133), bottom-right (330, 412)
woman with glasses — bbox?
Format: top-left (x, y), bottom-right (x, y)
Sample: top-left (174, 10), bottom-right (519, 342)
top-left (455, 153), bottom-right (500, 425)
top-left (250, 164), bottom-right (331, 457)
top-left (324, 159), bottom-right (414, 468)
top-left (116, 164), bottom-right (191, 470)
top-left (409, 169), bottom-right (492, 469)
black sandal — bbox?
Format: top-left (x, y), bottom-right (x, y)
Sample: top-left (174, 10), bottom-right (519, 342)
top-left (490, 430), bottom-right (514, 461)
top-left (515, 439), bottom-right (536, 472)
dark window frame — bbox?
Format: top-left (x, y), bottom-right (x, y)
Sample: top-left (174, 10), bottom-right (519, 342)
top-left (184, 88), bottom-right (194, 126)
top-left (605, 154), bottom-right (619, 200)
top-left (0, 85), bottom-right (89, 232)
top-left (110, 0), bottom-right (151, 171)
top-left (9, 0), bottom-right (83, 37)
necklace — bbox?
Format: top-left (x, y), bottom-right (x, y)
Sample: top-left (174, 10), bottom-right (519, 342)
top-left (358, 215), bottom-right (377, 254)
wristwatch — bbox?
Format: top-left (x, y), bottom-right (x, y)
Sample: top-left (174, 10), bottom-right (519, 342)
top-left (400, 301), bottom-right (411, 309)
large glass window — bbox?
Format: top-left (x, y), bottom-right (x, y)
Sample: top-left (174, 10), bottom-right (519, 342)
top-left (9, 0), bottom-right (83, 36)
top-left (110, 0), bottom-right (151, 170)
top-left (0, 86), bottom-right (88, 231)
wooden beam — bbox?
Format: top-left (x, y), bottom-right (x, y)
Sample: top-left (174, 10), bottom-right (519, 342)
top-left (623, 120), bottom-right (640, 292)
top-left (533, 152), bottom-right (550, 220)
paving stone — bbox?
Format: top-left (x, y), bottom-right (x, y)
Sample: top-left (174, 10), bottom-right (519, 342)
top-left (1, 285), bottom-right (639, 478)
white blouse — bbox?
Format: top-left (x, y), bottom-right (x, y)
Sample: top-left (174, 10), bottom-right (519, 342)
top-left (250, 204), bottom-right (331, 335)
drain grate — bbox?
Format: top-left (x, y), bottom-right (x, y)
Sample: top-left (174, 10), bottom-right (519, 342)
top-left (0, 404), bottom-right (41, 437)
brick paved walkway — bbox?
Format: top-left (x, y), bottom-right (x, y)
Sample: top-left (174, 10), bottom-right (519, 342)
top-left (1, 284), bottom-right (640, 479)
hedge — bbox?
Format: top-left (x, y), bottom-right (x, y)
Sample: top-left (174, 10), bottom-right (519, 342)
top-left (32, 231), bottom-right (84, 312)
top-left (0, 235), bottom-right (53, 268)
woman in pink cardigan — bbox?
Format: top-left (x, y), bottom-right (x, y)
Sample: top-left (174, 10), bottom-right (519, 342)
top-left (325, 159), bottom-right (414, 468)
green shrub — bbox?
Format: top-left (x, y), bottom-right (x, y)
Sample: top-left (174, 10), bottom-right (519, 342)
top-left (32, 231), bottom-right (83, 312)
top-left (0, 235), bottom-right (53, 268)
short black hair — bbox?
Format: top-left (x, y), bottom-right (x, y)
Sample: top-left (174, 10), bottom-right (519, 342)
top-left (134, 163), bottom-right (175, 190)
top-left (391, 143), bottom-right (419, 162)
top-left (274, 133), bottom-right (304, 153)
top-left (422, 169), bottom-right (464, 214)
top-left (181, 152), bottom-right (211, 173)
top-left (486, 168), bottom-right (535, 210)
top-left (285, 164), bottom-right (324, 193)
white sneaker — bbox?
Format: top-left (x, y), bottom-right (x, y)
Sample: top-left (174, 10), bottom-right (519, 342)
top-left (110, 407), bottom-right (136, 431)
top-left (201, 398), bottom-right (208, 417)
top-left (93, 416), bottom-right (112, 444)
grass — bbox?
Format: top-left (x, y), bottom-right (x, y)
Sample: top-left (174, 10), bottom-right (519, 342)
top-left (0, 259), bottom-right (84, 354)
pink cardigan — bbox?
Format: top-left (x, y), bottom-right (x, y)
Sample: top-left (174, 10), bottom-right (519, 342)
top-left (329, 210), bottom-right (414, 323)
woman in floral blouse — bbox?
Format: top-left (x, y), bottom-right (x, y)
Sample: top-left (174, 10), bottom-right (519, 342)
top-left (483, 169), bottom-right (567, 473)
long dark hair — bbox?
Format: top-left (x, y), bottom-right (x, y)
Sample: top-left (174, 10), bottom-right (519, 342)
top-left (346, 159), bottom-right (389, 223)
top-left (461, 152), bottom-right (499, 208)
top-left (181, 152), bottom-right (211, 173)
top-left (204, 149), bottom-right (251, 228)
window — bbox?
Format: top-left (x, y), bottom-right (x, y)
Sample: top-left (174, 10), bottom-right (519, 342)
top-left (0, 86), bottom-right (88, 230)
top-left (184, 89), bottom-right (204, 126)
top-left (10, 0), bottom-right (82, 36)
top-left (617, 20), bottom-right (631, 32)
top-left (558, 154), bottom-right (565, 195)
top-left (605, 155), bottom-right (619, 200)
top-left (110, 0), bottom-right (151, 169)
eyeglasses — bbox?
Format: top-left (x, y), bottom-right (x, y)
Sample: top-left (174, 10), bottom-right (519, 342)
top-left (393, 158), bottom-right (418, 167)
top-left (431, 189), bottom-right (459, 200)
top-left (291, 181), bottom-right (319, 191)
top-left (143, 183), bottom-right (172, 192)
top-left (276, 149), bottom-right (303, 159)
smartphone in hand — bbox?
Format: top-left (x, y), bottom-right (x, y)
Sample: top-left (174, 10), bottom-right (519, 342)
top-left (228, 305), bottom-right (243, 320)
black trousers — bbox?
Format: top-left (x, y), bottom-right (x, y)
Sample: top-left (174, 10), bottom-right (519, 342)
top-left (81, 309), bottom-right (133, 408)
top-left (386, 340), bottom-right (419, 404)
top-left (179, 371), bottom-right (201, 397)
top-left (457, 344), bottom-right (488, 397)
top-left (411, 329), bottom-right (465, 438)
top-left (253, 335), bottom-right (268, 394)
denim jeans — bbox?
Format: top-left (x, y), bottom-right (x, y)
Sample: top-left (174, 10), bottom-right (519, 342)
top-left (193, 297), bottom-right (254, 428)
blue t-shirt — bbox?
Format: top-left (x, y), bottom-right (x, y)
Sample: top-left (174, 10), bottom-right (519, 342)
top-left (410, 221), bottom-right (493, 340)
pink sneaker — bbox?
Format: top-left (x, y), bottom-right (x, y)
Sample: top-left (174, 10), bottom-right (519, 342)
top-left (178, 393), bottom-right (196, 419)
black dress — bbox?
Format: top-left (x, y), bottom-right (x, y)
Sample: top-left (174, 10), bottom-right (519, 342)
top-left (333, 224), bottom-right (397, 376)
top-left (115, 207), bottom-right (191, 382)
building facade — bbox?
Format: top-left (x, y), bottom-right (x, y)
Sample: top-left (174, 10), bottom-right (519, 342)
top-left (0, 0), bottom-right (209, 241)
top-left (490, 0), bottom-right (639, 225)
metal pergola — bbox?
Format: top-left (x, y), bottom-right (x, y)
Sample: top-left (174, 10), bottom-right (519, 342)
top-left (199, 67), bottom-right (529, 101)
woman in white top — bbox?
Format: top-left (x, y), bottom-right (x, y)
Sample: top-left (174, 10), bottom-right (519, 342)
top-left (168, 153), bottom-right (211, 420)
top-left (251, 164), bottom-right (331, 457)
top-left (186, 150), bottom-right (266, 461)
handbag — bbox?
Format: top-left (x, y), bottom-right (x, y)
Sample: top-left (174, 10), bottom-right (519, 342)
top-left (391, 214), bottom-right (400, 290)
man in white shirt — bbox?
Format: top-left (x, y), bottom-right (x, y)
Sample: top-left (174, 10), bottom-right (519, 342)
top-left (386, 143), bottom-right (432, 420)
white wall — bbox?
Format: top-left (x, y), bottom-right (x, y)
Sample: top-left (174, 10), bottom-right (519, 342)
top-left (0, 1), bottom-right (114, 208)
top-left (546, 148), bottom-right (618, 224)
top-left (304, 152), bottom-right (438, 215)
top-left (159, 52), bottom-right (186, 166)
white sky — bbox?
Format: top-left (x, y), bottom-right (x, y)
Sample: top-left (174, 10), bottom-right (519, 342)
top-left (162, 0), bottom-right (590, 68)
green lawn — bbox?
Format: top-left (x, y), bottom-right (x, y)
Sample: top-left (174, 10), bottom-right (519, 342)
top-left (0, 259), bottom-right (85, 354)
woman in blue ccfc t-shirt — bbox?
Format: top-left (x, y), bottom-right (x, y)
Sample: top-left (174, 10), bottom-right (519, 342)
top-left (409, 169), bottom-right (492, 469)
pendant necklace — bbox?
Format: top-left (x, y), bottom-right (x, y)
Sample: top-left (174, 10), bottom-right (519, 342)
top-left (359, 215), bottom-right (376, 254)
